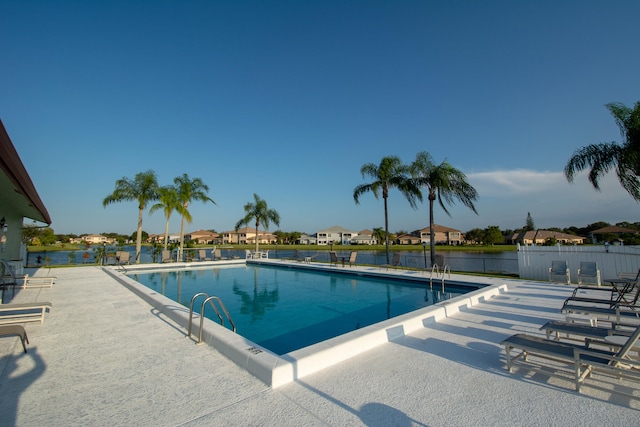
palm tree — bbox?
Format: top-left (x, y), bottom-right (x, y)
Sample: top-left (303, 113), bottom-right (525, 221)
top-left (372, 227), bottom-right (386, 245)
top-left (235, 194), bottom-right (280, 253)
top-left (565, 101), bottom-right (640, 201)
top-left (149, 185), bottom-right (181, 250)
top-left (353, 156), bottom-right (421, 264)
top-left (103, 170), bottom-right (159, 263)
top-left (410, 151), bottom-right (478, 265)
top-left (173, 174), bottom-right (215, 260)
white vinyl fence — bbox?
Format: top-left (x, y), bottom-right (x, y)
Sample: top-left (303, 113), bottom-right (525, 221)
top-left (517, 244), bottom-right (640, 283)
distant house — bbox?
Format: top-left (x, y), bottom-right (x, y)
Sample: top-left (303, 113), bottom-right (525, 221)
top-left (147, 233), bottom-right (181, 244)
top-left (395, 233), bottom-right (421, 245)
top-left (418, 224), bottom-right (462, 245)
top-left (510, 230), bottom-right (585, 245)
top-left (351, 229), bottom-right (377, 245)
top-left (147, 234), bottom-right (163, 244)
top-left (315, 225), bottom-right (358, 245)
top-left (222, 227), bottom-right (273, 245)
top-left (297, 234), bottom-right (317, 245)
top-left (589, 225), bottom-right (639, 243)
top-left (185, 230), bottom-right (220, 244)
top-left (79, 234), bottom-right (112, 245)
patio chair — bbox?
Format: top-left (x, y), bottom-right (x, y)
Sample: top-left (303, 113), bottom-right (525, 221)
top-left (434, 254), bottom-right (445, 269)
top-left (198, 249), bottom-right (211, 261)
top-left (561, 296), bottom-right (640, 326)
top-left (289, 250), bottom-right (301, 261)
top-left (381, 253), bottom-right (402, 270)
top-left (20, 274), bottom-right (56, 289)
top-left (0, 325), bottom-right (28, 353)
top-left (1, 260), bottom-right (23, 298)
top-left (570, 268), bottom-right (640, 299)
top-left (0, 302), bottom-right (52, 325)
top-left (161, 250), bottom-right (173, 263)
top-left (329, 251), bottom-right (339, 267)
top-left (577, 261), bottom-right (601, 286)
top-left (348, 251), bottom-right (357, 267)
top-left (304, 253), bottom-right (319, 263)
top-left (562, 276), bottom-right (640, 312)
top-left (501, 322), bottom-right (640, 392)
top-left (1, 260), bottom-right (56, 290)
top-left (116, 251), bottom-right (130, 265)
top-left (549, 260), bottom-right (570, 285)
top-left (214, 249), bottom-right (228, 260)
top-left (392, 253), bottom-right (402, 267)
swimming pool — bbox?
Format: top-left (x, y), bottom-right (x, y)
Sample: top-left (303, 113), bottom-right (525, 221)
top-left (108, 260), bottom-right (508, 386)
top-left (129, 264), bottom-right (477, 354)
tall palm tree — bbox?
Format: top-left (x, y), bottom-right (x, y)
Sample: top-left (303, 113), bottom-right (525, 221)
top-left (235, 194), bottom-right (280, 253)
top-left (410, 151), bottom-right (478, 265)
top-left (353, 156), bottom-right (421, 264)
top-left (173, 174), bottom-right (215, 260)
top-left (149, 185), bottom-right (181, 250)
top-left (565, 101), bottom-right (640, 201)
top-left (103, 170), bottom-right (159, 263)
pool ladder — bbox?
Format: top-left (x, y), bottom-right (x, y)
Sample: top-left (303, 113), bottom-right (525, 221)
top-left (428, 264), bottom-right (450, 292)
top-left (187, 292), bottom-right (236, 345)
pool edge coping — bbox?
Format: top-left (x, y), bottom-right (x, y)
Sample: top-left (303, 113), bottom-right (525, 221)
top-left (103, 262), bottom-right (510, 388)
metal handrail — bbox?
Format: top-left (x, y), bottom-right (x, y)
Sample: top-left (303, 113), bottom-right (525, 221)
top-left (429, 264), bottom-right (440, 289)
top-left (429, 264), bottom-right (451, 291)
top-left (441, 265), bottom-right (451, 292)
top-left (187, 292), bottom-right (236, 344)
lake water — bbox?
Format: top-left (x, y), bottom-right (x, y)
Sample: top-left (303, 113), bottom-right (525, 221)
top-left (26, 246), bottom-right (519, 275)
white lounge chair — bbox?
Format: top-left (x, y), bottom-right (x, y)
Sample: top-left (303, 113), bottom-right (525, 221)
top-left (1, 260), bottom-right (56, 294)
top-left (0, 325), bottom-right (28, 353)
top-left (540, 320), bottom-right (633, 342)
top-left (577, 261), bottom-right (601, 286)
top-left (0, 302), bottom-right (52, 325)
top-left (549, 260), bottom-right (570, 284)
top-left (20, 274), bottom-right (56, 289)
top-left (502, 322), bottom-right (640, 392)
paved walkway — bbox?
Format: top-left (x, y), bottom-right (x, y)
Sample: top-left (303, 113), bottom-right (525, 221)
top-left (0, 266), bottom-right (638, 426)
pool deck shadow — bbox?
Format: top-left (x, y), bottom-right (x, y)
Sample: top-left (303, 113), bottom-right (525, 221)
top-left (1, 263), bottom-right (639, 426)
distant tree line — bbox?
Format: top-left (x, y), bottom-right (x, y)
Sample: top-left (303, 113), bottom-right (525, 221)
top-left (24, 219), bottom-right (640, 248)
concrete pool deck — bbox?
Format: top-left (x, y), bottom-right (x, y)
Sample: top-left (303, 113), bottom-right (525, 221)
top-left (0, 264), bottom-right (638, 426)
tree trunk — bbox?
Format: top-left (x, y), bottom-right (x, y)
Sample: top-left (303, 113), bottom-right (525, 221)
top-left (135, 206), bottom-right (143, 264)
top-left (179, 202), bottom-right (188, 261)
top-left (255, 220), bottom-right (260, 253)
top-left (384, 195), bottom-right (390, 264)
top-left (429, 197), bottom-right (436, 266)
top-left (163, 218), bottom-right (169, 250)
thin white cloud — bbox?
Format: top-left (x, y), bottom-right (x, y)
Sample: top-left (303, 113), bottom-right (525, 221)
top-left (467, 169), bottom-right (566, 196)
top-left (448, 169), bottom-right (639, 230)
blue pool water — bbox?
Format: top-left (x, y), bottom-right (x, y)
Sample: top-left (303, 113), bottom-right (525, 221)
top-left (130, 265), bottom-right (477, 354)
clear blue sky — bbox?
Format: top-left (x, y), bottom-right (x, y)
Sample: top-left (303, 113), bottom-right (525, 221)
top-left (2, 1), bottom-right (639, 236)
